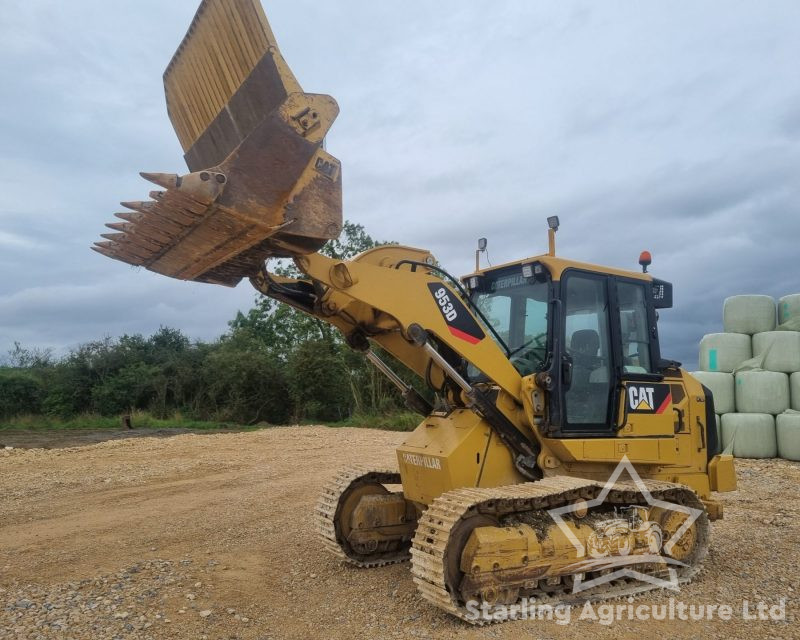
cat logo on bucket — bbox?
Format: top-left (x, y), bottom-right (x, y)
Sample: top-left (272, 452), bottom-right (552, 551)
top-left (627, 384), bottom-right (671, 414)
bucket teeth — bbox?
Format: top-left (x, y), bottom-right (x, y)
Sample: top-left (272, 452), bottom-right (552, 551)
top-left (149, 190), bottom-right (166, 201)
top-left (140, 172), bottom-right (180, 189)
top-left (112, 210), bottom-right (181, 236)
top-left (105, 222), bottom-right (130, 232)
top-left (114, 211), bottom-right (141, 222)
top-left (102, 239), bottom-right (151, 261)
top-left (131, 232), bottom-right (164, 249)
top-left (93, 240), bottom-right (149, 263)
top-left (98, 230), bottom-right (163, 257)
top-left (121, 201), bottom-right (157, 213)
top-left (91, 245), bottom-right (132, 264)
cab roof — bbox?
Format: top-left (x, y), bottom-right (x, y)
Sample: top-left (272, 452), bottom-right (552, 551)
top-left (464, 254), bottom-right (652, 282)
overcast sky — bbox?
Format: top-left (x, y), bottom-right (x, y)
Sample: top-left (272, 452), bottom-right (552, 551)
top-left (2, 0), bottom-right (799, 370)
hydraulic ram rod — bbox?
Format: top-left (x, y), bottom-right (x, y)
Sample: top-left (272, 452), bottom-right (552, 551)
top-left (406, 323), bottom-right (541, 480)
top-left (365, 350), bottom-right (432, 417)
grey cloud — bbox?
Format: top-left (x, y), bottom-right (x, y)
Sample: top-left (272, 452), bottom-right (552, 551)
top-left (779, 102), bottom-right (800, 139)
top-left (2, 0), bottom-right (799, 375)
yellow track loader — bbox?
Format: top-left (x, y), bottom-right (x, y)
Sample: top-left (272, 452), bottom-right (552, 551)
top-left (94, 0), bottom-right (737, 623)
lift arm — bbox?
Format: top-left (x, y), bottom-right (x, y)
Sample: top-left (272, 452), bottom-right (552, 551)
top-left (251, 248), bottom-right (541, 479)
top-left (91, 0), bottom-right (540, 478)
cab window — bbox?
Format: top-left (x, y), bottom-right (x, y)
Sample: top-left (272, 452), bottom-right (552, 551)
top-left (471, 271), bottom-right (549, 377)
top-left (617, 281), bottom-right (652, 373)
top-left (563, 274), bottom-right (612, 426)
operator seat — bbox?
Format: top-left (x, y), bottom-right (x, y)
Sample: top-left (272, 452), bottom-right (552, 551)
top-left (567, 329), bottom-right (605, 422)
top-left (571, 329), bottom-right (599, 356)
top-left (570, 329), bottom-right (600, 386)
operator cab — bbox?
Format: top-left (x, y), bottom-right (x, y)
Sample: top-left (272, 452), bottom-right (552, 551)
top-left (464, 255), bottom-right (674, 437)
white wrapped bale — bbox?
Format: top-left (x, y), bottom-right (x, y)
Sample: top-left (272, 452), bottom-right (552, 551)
top-left (721, 413), bottom-right (777, 459)
top-left (714, 414), bottom-right (721, 452)
top-left (698, 333), bottom-right (751, 372)
top-left (723, 295), bottom-right (776, 335)
top-left (778, 294), bottom-right (800, 325)
top-left (734, 370), bottom-right (789, 414)
top-left (720, 414), bottom-right (736, 451)
top-left (776, 413), bottom-right (800, 461)
top-left (690, 372), bottom-right (735, 414)
top-left (751, 331), bottom-right (800, 373)
top-left (792, 373), bottom-right (800, 411)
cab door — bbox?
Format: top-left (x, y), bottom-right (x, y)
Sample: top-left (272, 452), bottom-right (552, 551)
top-left (554, 271), bottom-right (673, 438)
top-left (560, 271), bottom-right (616, 435)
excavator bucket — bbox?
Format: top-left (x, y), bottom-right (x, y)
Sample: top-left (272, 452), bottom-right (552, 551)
top-left (93, 0), bottom-right (342, 286)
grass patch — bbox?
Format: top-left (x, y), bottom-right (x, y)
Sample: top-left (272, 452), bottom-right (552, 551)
top-left (326, 412), bottom-right (420, 432)
top-left (0, 411), bottom-right (422, 433)
top-left (0, 411), bottom-right (243, 432)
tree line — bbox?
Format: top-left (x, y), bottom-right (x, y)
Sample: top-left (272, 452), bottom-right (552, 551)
top-left (0, 223), bottom-right (424, 425)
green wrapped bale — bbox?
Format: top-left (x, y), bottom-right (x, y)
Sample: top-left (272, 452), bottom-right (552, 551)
top-left (691, 371), bottom-right (735, 414)
top-left (721, 413), bottom-right (777, 459)
top-left (723, 295), bottom-right (776, 335)
top-left (792, 373), bottom-right (800, 411)
top-left (698, 333), bottom-right (751, 373)
top-left (776, 413), bottom-right (800, 461)
top-left (778, 294), bottom-right (800, 326)
top-left (735, 370), bottom-right (789, 414)
top-left (751, 331), bottom-right (800, 373)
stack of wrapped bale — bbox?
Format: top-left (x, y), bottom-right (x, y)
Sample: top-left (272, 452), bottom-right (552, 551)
top-left (692, 294), bottom-right (800, 460)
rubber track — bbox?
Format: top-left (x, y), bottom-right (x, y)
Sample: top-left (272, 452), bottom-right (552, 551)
top-left (316, 465), bottom-right (412, 568)
top-left (410, 476), bottom-right (709, 624)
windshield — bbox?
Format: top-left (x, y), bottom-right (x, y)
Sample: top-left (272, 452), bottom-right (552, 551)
top-left (471, 270), bottom-right (550, 376)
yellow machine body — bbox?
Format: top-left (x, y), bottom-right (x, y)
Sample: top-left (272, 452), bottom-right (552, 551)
top-left (93, 0), bottom-right (736, 622)
top-left (292, 248), bottom-right (736, 518)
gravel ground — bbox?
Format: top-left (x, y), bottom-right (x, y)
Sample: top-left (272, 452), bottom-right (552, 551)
top-left (1, 426), bottom-right (798, 639)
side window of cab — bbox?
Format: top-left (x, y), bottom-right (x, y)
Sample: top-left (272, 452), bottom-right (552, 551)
top-left (616, 281), bottom-right (652, 373)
